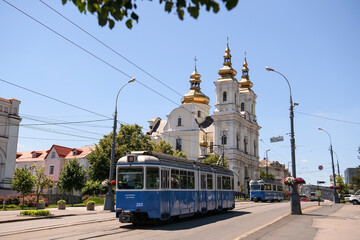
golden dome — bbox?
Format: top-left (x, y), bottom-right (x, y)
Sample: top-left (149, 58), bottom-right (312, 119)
top-left (239, 53), bottom-right (253, 89)
top-left (181, 59), bottom-right (210, 105)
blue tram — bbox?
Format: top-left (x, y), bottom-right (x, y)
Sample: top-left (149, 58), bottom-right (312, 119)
top-left (249, 179), bottom-right (284, 202)
top-left (116, 151), bottom-right (235, 224)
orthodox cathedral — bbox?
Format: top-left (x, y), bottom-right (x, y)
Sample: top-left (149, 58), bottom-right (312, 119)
top-left (147, 42), bottom-right (261, 194)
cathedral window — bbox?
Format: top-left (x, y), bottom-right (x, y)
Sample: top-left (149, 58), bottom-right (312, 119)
top-left (177, 117), bottom-right (182, 126)
top-left (221, 135), bottom-right (227, 145)
top-left (241, 103), bottom-right (245, 112)
top-left (244, 138), bottom-right (248, 154)
top-left (223, 92), bottom-right (227, 102)
top-left (176, 138), bottom-right (182, 151)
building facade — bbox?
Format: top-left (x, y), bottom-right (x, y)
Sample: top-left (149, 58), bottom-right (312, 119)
top-left (344, 167), bottom-right (358, 185)
top-left (147, 42), bottom-right (261, 194)
top-left (0, 97), bottom-right (21, 189)
top-left (259, 158), bottom-right (290, 187)
top-left (16, 144), bottom-right (93, 182)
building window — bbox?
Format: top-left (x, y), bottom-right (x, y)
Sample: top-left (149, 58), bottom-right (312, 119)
top-left (176, 138), bottom-right (182, 151)
top-left (49, 166), bottom-right (54, 175)
top-left (32, 152), bottom-right (36, 158)
top-left (236, 134), bottom-right (240, 150)
top-left (223, 92), bottom-right (227, 102)
top-left (210, 142), bottom-right (214, 153)
top-left (4, 107), bottom-right (8, 113)
top-left (73, 150), bottom-right (77, 156)
top-left (254, 141), bottom-right (257, 156)
top-left (51, 152), bottom-right (56, 158)
top-left (244, 138), bottom-right (248, 154)
top-left (177, 117), bottom-right (182, 126)
top-left (241, 103), bottom-right (245, 112)
top-left (198, 111), bottom-right (201, 117)
top-left (0, 106), bottom-right (2, 112)
top-left (221, 135), bottom-right (227, 145)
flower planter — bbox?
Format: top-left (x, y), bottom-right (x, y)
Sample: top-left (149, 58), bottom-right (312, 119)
top-left (37, 202), bottom-right (45, 209)
top-left (86, 204), bottom-right (95, 211)
top-left (58, 203), bottom-right (66, 210)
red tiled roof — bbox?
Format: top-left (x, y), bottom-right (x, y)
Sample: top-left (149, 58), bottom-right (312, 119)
top-left (16, 150), bottom-right (47, 161)
top-left (0, 97), bottom-right (11, 103)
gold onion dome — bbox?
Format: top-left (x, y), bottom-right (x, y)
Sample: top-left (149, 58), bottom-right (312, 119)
top-left (181, 57), bottom-right (210, 105)
top-left (239, 52), bottom-right (253, 89)
top-left (218, 38), bottom-right (237, 77)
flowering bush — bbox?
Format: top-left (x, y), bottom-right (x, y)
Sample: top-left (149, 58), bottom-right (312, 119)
top-left (20, 195), bottom-right (49, 207)
top-left (295, 178), bottom-right (306, 184)
top-left (283, 177), bottom-right (295, 186)
top-left (329, 185), bottom-right (340, 189)
top-left (110, 180), bottom-right (116, 185)
top-left (0, 195), bottom-right (21, 205)
top-left (101, 179), bottom-right (109, 187)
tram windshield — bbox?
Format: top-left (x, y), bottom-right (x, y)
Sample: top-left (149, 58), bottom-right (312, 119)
top-left (250, 185), bottom-right (261, 191)
top-left (118, 167), bottom-right (144, 189)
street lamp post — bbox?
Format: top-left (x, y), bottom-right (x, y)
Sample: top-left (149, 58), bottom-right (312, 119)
top-left (318, 128), bottom-right (339, 203)
top-left (333, 151), bottom-right (340, 176)
top-left (265, 66), bottom-right (302, 214)
top-left (104, 78), bottom-right (135, 211)
top-left (265, 149), bottom-right (270, 180)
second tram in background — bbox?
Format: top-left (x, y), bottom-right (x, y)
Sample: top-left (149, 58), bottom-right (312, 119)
top-left (115, 151), bottom-right (235, 224)
top-left (250, 179), bottom-right (284, 202)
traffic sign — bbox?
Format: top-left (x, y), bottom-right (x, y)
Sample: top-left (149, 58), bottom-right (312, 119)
top-left (270, 136), bottom-right (284, 143)
top-left (318, 165), bottom-right (323, 170)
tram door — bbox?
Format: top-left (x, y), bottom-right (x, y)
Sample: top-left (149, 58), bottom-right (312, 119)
top-left (161, 168), bottom-right (170, 219)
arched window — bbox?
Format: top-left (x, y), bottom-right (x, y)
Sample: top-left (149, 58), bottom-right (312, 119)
top-left (177, 117), bottom-right (182, 126)
top-left (223, 92), bottom-right (227, 102)
top-left (254, 141), bottom-right (257, 156)
top-left (221, 135), bottom-right (227, 145)
top-left (176, 138), bottom-right (182, 151)
top-left (241, 102), bottom-right (245, 112)
top-left (198, 111), bottom-right (201, 118)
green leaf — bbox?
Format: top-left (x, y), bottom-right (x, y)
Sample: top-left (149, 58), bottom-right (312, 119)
top-left (62, 0), bottom-right (67, 5)
top-left (109, 19), bottom-right (115, 29)
top-left (165, 1), bottom-right (174, 13)
top-left (212, 2), bottom-right (219, 13)
top-left (126, 19), bottom-right (133, 29)
top-left (131, 12), bottom-right (139, 22)
top-left (187, 6), bottom-right (199, 19)
top-left (177, 8), bottom-right (184, 20)
top-left (225, 0), bottom-right (238, 10)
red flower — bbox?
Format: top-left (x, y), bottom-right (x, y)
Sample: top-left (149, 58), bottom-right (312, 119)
top-left (110, 180), bottom-right (116, 185)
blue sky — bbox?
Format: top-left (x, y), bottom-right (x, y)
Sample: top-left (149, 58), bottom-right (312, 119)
top-left (1, 0), bottom-right (359, 186)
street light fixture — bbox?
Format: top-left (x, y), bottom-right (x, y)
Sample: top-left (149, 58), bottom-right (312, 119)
top-left (318, 127), bottom-right (339, 203)
top-left (104, 78), bottom-right (136, 211)
top-left (265, 66), bottom-right (302, 214)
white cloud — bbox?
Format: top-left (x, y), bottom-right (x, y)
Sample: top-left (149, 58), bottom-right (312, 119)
top-left (301, 159), bottom-right (308, 163)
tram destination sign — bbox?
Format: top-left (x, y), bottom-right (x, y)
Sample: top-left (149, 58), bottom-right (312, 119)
top-left (270, 136), bottom-right (284, 143)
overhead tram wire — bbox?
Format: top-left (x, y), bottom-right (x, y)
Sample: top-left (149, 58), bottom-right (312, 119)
top-left (3, 0), bottom-right (183, 111)
top-left (39, 0), bottom-right (184, 99)
top-left (0, 118), bottom-right (112, 127)
top-left (295, 111), bottom-right (360, 125)
top-left (23, 125), bottom-right (100, 140)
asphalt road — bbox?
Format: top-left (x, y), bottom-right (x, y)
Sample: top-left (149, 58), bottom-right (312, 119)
top-left (0, 201), bottom-right (324, 240)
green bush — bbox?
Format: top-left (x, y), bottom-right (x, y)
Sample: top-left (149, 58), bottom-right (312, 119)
top-left (57, 200), bottom-right (66, 204)
top-left (38, 200), bottom-right (45, 204)
top-left (82, 180), bottom-right (106, 196)
top-left (20, 210), bottom-right (51, 216)
top-left (84, 196), bottom-right (104, 205)
top-left (86, 200), bottom-right (95, 206)
top-left (340, 200), bottom-right (347, 204)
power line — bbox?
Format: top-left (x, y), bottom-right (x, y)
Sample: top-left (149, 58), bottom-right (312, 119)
top-left (0, 118), bottom-right (111, 127)
top-left (39, 0), bottom-right (184, 98)
top-left (295, 111), bottom-right (360, 125)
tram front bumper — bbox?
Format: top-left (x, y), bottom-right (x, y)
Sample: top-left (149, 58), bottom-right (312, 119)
top-left (119, 212), bottom-right (132, 223)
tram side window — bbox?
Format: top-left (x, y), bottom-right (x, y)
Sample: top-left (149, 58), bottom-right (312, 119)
top-left (251, 185), bottom-right (261, 190)
top-left (118, 167), bottom-right (144, 189)
top-left (261, 185), bottom-right (265, 191)
top-left (207, 174), bottom-right (213, 190)
top-left (161, 169), bottom-right (169, 189)
top-left (146, 167), bottom-right (159, 189)
top-left (171, 169), bottom-right (180, 189)
top-left (180, 170), bottom-right (188, 189)
top-left (272, 185), bottom-right (277, 191)
top-left (264, 184), bottom-right (271, 190)
top-left (217, 176), bottom-right (222, 189)
top-left (188, 171), bottom-right (195, 189)
top-left (222, 176), bottom-right (231, 190)
top-left (201, 174), bottom-right (207, 189)
top-left (231, 177), bottom-right (234, 190)
top-left (277, 185), bottom-right (283, 192)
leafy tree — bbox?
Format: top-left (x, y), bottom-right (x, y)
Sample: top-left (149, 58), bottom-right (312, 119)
top-left (32, 165), bottom-right (53, 209)
top-left (336, 175), bottom-right (349, 195)
top-left (11, 167), bottom-right (35, 209)
top-left (203, 153), bottom-right (227, 167)
top-left (82, 180), bottom-right (106, 196)
top-left (352, 166), bottom-right (360, 191)
top-left (58, 159), bottom-right (87, 204)
top-left (61, 0), bottom-right (239, 29)
top-left (87, 124), bottom-right (153, 181)
top-left (153, 140), bottom-right (174, 155)
top-left (260, 169), bottom-right (275, 181)
top-left (173, 149), bottom-right (188, 159)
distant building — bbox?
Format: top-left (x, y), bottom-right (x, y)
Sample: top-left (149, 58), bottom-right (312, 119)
top-left (344, 167), bottom-right (358, 184)
top-left (0, 97), bottom-right (21, 189)
top-left (259, 158), bottom-right (290, 188)
top-left (147, 42), bottom-right (261, 195)
top-left (16, 145), bottom-right (93, 182)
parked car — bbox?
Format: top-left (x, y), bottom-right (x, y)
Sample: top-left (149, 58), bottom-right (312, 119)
top-left (343, 194), bottom-right (351, 201)
top-left (299, 194), bottom-right (309, 201)
top-left (348, 190), bottom-right (360, 205)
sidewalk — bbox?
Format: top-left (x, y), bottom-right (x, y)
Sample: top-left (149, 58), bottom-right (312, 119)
top-left (0, 205), bottom-right (109, 224)
top-left (240, 203), bottom-right (360, 240)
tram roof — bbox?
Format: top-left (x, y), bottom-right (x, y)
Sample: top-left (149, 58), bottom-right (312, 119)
top-left (117, 151), bottom-right (233, 175)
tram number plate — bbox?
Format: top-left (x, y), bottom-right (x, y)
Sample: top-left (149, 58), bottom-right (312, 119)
top-left (136, 203), bottom-right (143, 207)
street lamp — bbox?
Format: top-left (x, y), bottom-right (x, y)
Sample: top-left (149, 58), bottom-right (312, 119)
top-left (318, 128), bottom-right (339, 203)
top-left (104, 78), bottom-right (135, 211)
top-left (265, 66), bottom-right (302, 214)
top-left (265, 149), bottom-right (270, 180)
